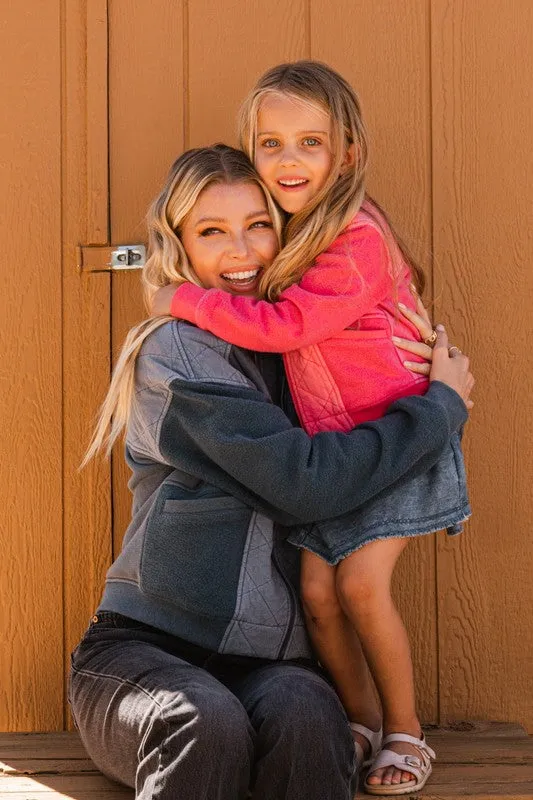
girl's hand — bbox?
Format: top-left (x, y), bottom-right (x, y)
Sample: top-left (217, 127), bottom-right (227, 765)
top-left (429, 325), bottom-right (474, 408)
top-left (151, 283), bottom-right (182, 316)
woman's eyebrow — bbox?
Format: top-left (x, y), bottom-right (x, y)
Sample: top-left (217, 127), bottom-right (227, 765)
top-left (195, 210), bottom-right (268, 225)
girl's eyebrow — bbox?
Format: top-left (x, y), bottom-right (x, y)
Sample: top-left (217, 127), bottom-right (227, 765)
top-left (195, 210), bottom-right (269, 225)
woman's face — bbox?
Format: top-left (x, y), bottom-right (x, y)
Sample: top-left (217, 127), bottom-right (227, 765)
top-left (181, 182), bottom-right (278, 296)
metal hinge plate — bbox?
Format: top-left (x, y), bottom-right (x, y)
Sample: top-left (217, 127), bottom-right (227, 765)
top-left (78, 244), bottom-right (146, 272)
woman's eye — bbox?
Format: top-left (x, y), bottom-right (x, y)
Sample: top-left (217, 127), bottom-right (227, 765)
top-left (250, 220), bottom-right (273, 230)
top-left (199, 227), bottom-right (223, 237)
top-left (302, 137), bottom-right (320, 146)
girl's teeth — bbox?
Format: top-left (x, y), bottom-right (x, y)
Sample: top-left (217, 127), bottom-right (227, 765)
top-left (279, 179), bottom-right (307, 186)
top-left (222, 269), bottom-right (259, 280)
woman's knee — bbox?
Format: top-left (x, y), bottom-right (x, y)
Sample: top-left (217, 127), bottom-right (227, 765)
top-left (163, 685), bottom-right (253, 756)
top-left (258, 667), bottom-right (351, 747)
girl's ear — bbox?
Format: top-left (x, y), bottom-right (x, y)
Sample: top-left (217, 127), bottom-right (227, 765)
top-left (339, 143), bottom-right (356, 175)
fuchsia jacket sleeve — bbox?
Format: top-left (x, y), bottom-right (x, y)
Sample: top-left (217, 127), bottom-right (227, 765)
top-left (170, 224), bottom-right (393, 353)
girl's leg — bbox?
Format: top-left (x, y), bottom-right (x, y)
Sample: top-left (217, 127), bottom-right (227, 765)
top-left (336, 538), bottom-right (423, 788)
top-left (300, 550), bottom-right (382, 757)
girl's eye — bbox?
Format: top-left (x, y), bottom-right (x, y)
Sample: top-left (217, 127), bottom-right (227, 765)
top-left (199, 227), bottom-right (223, 237)
top-left (261, 139), bottom-right (279, 149)
top-left (302, 137), bottom-right (321, 146)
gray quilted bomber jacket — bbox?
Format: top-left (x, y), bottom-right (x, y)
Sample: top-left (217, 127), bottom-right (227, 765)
top-left (98, 321), bottom-right (467, 661)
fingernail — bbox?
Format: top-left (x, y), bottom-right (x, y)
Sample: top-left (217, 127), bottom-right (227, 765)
top-left (403, 361), bottom-right (415, 368)
top-left (436, 323), bottom-right (445, 331)
top-left (392, 336), bottom-right (401, 343)
top-left (398, 302), bottom-right (407, 310)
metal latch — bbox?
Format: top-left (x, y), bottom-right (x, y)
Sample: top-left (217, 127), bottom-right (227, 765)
top-left (78, 244), bottom-right (146, 272)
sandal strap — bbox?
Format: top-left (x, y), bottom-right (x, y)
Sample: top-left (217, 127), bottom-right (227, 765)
top-left (349, 723), bottom-right (383, 758)
top-left (382, 732), bottom-right (436, 761)
top-left (369, 748), bottom-right (426, 780)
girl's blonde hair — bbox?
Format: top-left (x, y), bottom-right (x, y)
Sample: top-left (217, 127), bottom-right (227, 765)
top-left (238, 60), bottom-right (424, 300)
top-left (82, 144), bottom-right (281, 465)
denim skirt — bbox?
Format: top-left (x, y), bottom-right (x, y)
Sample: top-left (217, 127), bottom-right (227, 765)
top-left (288, 433), bottom-right (470, 566)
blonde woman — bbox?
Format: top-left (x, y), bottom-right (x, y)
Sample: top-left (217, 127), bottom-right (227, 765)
top-left (69, 144), bottom-right (473, 800)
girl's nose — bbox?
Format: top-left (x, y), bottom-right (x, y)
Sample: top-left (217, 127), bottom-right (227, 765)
top-left (280, 144), bottom-right (298, 167)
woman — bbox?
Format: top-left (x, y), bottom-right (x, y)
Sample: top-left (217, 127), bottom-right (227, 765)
top-left (69, 145), bottom-right (473, 800)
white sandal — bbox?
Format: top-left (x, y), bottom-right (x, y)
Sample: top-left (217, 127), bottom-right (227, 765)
top-left (363, 732), bottom-right (436, 795)
top-left (349, 722), bottom-right (383, 769)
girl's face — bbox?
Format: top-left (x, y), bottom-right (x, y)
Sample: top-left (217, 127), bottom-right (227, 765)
top-left (255, 93), bottom-right (334, 215)
top-left (180, 181), bottom-right (278, 295)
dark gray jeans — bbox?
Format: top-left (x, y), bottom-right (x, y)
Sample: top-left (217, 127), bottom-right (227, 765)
top-left (68, 612), bottom-right (356, 800)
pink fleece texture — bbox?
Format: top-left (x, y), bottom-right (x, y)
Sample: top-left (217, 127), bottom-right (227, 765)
top-left (171, 208), bottom-right (428, 433)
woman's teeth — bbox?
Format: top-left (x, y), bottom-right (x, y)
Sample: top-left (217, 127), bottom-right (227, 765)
top-left (222, 269), bottom-right (260, 282)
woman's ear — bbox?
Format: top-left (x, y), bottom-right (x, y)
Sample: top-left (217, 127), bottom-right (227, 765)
top-left (339, 143), bottom-right (356, 175)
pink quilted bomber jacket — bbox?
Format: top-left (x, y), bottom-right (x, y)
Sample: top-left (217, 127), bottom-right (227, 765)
top-left (171, 204), bottom-right (429, 434)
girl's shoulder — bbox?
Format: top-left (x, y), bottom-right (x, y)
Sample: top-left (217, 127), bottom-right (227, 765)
top-left (344, 204), bottom-right (389, 237)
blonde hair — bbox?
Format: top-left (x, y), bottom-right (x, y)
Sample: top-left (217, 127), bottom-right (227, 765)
top-left (238, 60), bottom-right (424, 300)
top-left (82, 145), bottom-right (281, 465)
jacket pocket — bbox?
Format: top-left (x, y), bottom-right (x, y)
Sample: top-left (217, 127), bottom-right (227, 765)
top-left (140, 488), bottom-right (252, 619)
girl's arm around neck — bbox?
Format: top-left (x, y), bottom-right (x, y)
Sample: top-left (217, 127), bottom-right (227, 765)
top-left (171, 225), bottom-right (392, 352)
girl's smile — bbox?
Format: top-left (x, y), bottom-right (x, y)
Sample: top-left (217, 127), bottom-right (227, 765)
top-left (180, 182), bottom-right (279, 295)
top-left (255, 93), bottom-right (334, 214)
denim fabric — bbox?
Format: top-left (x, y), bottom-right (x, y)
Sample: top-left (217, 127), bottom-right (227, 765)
top-left (68, 612), bottom-right (356, 800)
top-left (288, 433), bottom-right (471, 565)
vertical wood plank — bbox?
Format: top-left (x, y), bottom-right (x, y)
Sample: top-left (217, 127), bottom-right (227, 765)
top-left (432, 0), bottom-right (533, 732)
top-left (311, 0), bottom-right (437, 723)
top-left (108, 1), bottom-right (185, 554)
top-left (62, 0), bottom-right (112, 729)
top-left (0, 2), bottom-right (63, 729)
top-left (188, 0), bottom-right (308, 148)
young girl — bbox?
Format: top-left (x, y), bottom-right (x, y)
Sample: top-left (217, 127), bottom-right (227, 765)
top-left (153, 62), bottom-right (471, 794)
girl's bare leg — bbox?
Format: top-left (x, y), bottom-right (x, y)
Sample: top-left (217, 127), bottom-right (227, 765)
top-left (300, 550), bottom-right (381, 757)
top-left (336, 538), bottom-right (422, 787)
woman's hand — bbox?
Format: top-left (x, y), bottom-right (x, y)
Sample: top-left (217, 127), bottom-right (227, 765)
top-left (151, 283), bottom-right (182, 316)
top-left (394, 297), bottom-right (435, 376)
top-left (396, 294), bottom-right (474, 409)
top-left (429, 325), bottom-right (474, 408)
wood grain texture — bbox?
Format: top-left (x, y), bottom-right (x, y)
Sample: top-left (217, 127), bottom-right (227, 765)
top-left (0, 1), bottom-right (64, 731)
top-left (108, 1), bottom-right (184, 554)
top-left (187, 0), bottom-right (308, 148)
top-left (62, 0), bottom-right (113, 733)
top-left (1, 726), bottom-right (532, 799)
top-left (310, 0), bottom-right (437, 723)
top-left (431, 0), bottom-right (533, 732)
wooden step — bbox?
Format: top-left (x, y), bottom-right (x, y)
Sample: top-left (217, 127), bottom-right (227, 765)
top-left (0, 723), bottom-right (532, 799)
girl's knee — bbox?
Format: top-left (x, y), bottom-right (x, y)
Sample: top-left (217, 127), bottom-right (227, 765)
top-left (336, 569), bottom-right (385, 614)
top-left (301, 574), bottom-right (342, 622)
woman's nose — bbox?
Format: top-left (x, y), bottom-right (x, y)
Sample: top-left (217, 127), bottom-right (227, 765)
top-left (229, 233), bottom-right (251, 259)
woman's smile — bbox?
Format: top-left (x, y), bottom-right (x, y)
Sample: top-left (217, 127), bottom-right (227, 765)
top-left (180, 182), bottom-right (279, 295)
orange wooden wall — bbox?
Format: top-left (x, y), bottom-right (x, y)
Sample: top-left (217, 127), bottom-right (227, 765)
top-left (1, 0), bottom-right (532, 733)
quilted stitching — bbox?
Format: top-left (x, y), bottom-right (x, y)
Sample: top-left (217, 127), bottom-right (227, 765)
top-left (284, 344), bottom-right (353, 435)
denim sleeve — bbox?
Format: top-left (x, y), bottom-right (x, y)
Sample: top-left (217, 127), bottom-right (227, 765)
top-left (157, 373), bottom-right (467, 526)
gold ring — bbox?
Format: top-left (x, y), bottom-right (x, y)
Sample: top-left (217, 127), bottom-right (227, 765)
top-left (423, 330), bottom-right (438, 347)
top-left (448, 345), bottom-right (461, 356)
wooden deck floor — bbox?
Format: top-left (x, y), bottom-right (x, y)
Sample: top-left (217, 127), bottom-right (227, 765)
top-left (0, 722), bottom-right (532, 799)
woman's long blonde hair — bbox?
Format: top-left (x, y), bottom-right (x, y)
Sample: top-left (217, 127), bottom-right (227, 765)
top-left (82, 144), bottom-right (281, 465)
top-left (238, 60), bottom-right (424, 300)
